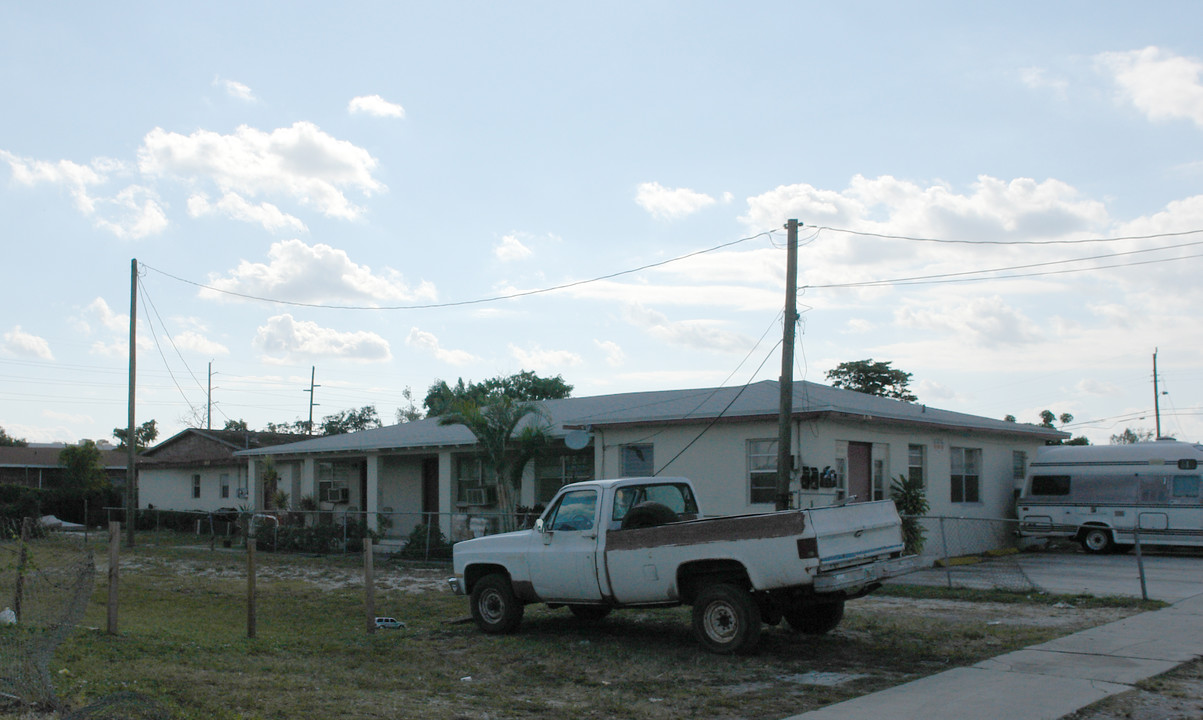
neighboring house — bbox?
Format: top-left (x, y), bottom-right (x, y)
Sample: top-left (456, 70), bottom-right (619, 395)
top-left (0, 444), bottom-right (128, 489)
top-left (234, 380), bottom-right (1066, 549)
top-left (138, 429), bottom-right (309, 511)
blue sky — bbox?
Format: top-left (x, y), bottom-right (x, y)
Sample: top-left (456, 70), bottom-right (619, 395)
top-left (3, 2), bottom-right (1202, 446)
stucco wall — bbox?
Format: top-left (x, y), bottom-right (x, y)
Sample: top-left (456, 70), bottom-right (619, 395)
top-left (139, 464), bottom-right (246, 510)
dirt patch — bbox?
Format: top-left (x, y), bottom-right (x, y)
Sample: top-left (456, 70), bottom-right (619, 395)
top-left (1061, 659), bottom-right (1203, 720)
top-left (854, 594), bottom-right (1137, 631)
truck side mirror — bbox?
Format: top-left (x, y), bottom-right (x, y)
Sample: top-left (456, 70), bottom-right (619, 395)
top-left (534, 518), bottom-right (544, 533)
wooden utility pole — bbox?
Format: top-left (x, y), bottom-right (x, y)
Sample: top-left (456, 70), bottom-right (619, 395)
top-left (1153, 349), bottom-right (1162, 439)
top-left (126, 259), bottom-right (138, 547)
top-left (776, 220), bottom-right (799, 511)
top-left (305, 366), bottom-right (320, 435)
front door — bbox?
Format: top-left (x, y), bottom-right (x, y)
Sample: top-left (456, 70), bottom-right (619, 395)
top-left (847, 442), bottom-right (872, 503)
top-left (526, 488), bottom-right (604, 602)
top-left (421, 458), bottom-right (439, 528)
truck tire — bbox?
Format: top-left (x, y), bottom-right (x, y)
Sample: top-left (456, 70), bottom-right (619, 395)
top-left (568, 604), bottom-right (612, 622)
top-left (1080, 527), bottom-right (1115, 555)
top-left (470, 573), bottom-right (525, 634)
top-left (692, 583), bottom-right (762, 654)
top-left (784, 599), bottom-right (845, 635)
top-left (620, 501), bottom-right (677, 530)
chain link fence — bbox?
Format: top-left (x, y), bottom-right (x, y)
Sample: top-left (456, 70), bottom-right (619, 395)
top-left (0, 516), bottom-right (95, 712)
top-left (904, 515), bottom-right (1041, 594)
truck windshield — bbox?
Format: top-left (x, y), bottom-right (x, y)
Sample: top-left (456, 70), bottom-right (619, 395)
top-left (611, 483), bottom-right (699, 521)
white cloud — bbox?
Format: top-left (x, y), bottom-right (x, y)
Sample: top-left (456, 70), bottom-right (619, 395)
top-left (206, 239), bottom-right (436, 306)
top-left (174, 330), bottom-right (229, 356)
top-left (742, 175), bottom-right (1109, 241)
top-left (188, 192), bottom-right (307, 233)
top-left (406, 328), bottom-right (478, 366)
top-left (624, 303), bottom-right (752, 353)
top-left (348, 94), bottom-right (406, 119)
top-left (85, 298), bottom-right (128, 333)
top-left (1096, 46), bottom-right (1203, 128)
top-left (508, 343), bottom-right (583, 371)
top-left (92, 184), bottom-right (168, 238)
top-left (0, 150), bottom-right (106, 213)
top-left (594, 339), bottom-right (625, 367)
top-left (138, 121), bottom-right (384, 220)
top-left (894, 296), bottom-right (1042, 349)
top-left (635, 182), bottom-right (716, 220)
top-left (1019, 67), bottom-right (1068, 97)
top-left (214, 76), bottom-right (257, 102)
top-left (495, 233), bottom-right (533, 261)
top-left (253, 314), bottom-right (391, 362)
top-left (2, 326), bottom-right (53, 360)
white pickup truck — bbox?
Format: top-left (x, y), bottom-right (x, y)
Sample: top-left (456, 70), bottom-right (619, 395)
top-left (449, 477), bottom-right (924, 654)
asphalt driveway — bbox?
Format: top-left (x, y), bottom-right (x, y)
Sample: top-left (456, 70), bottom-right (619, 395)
top-left (899, 546), bottom-right (1203, 602)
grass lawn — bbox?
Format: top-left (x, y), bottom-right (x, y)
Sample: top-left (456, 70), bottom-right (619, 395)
top-left (2, 538), bottom-right (1156, 720)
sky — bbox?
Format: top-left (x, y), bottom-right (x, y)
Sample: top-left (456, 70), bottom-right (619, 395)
top-left (2, 2), bottom-right (1203, 448)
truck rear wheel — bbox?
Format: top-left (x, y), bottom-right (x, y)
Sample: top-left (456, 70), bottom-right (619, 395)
top-left (692, 583), bottom-right (761, 654)
top-left (784, 599), bottom-right (844, 635)
top-left (470, 573), bottom-right (524, 634)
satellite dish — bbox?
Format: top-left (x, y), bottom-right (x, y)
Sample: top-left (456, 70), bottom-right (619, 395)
top-left (564, 430), bottom-right (592, 450)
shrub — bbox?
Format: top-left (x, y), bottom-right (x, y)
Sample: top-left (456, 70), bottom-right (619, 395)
top-left (398, 522), bottom-right (451, 560)
top-left (890, 473), bottom-right (930, 555)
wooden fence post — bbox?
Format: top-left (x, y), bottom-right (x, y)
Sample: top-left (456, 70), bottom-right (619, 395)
top-left (364, 539), bottom-right (376, 634)
top-left (108, 521), bottom-right (120, 634)
top-left (12, 517), bottom-right (31, 622)
top-left (247, 518), bottom-right (257, 639)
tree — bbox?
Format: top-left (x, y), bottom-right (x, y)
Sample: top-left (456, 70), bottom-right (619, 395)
top-left (1110, 428), bottom-right (1156, 445)
top-left (113, 419), bottom-right (158, 451)
top-left (224, 419), bottom-right (249, 431)
top-left (1034, 410), bottom-right (1089, 446)
top-left (396, 387), bottom-right (424, 424)
top-left (0, 426), bottom-right (28, 447)
top-left (59, 440), bottom-right (110, 491)
top-left (825, 359), bottom-right (917, 402)
top-left (438, 394), bottom-right (550, 532)
top-left (320, 405), bottom-right (382, 435)
top-left (424, 371), bottom-right (573, 416)
top-left (264, 420), bottom-right (311, 435)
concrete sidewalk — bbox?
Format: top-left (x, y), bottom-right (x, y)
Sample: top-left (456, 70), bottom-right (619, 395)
top-left (784, 592), bottom-right (1203, 720)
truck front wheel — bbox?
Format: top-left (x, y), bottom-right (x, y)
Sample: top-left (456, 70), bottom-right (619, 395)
top-left (784, 599), bottom-right (845, 635)
top-left (692, 584), bottom-right (762, 654)
top-left (470, 573), bottom-right (525, 634)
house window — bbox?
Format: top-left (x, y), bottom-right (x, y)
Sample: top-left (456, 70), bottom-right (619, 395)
top-left (192, 474), bottom-right (201, 499)
top-left (220, 473), bottom-right (230, 499)
top-left (1012, 451), bottom-right (1027, 484)
top-left (455, 456), bottom-right (497, 505)
top-left (950, 447), bottom-right (981, 503)
top-left (317, 461), bottom-right (355, 504)
top-left (908, 444), bottom-right (926, 487)
top-left (747, 439), bottom-right (778, 505)
top-left (621, 444), bottom-right (654, 476)
top-left (534, 452), bottom-right (594, 504)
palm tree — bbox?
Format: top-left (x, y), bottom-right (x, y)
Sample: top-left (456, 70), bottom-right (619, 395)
top-left (438, 394), bottom-right (550, 532)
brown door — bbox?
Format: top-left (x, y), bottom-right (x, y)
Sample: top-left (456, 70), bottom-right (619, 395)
top-left (847, 442), bottom-right (872, 503)
top-left (422, 458), bottom-right (440, 528)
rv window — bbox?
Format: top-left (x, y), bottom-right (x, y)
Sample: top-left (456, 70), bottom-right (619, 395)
top-left (1178, 459), bottom-right (1199, 470)
top-left (1030, 475), bottom-right (1070, 496)
top-left (1172, 476), bottom-right (1200, 499)
top-left (1076, 476), bottom-right (1139, 503)
top-left (1139, 478), bottom-right (1169, 504)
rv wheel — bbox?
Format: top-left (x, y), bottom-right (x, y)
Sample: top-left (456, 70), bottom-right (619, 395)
top-left (1080, 527), bottom-right (1114, 554)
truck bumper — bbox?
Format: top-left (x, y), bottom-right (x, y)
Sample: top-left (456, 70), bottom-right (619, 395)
top-left (813, 554), bottom-right (931, 593)
top-left (447, 577), bottom-right (465, 596)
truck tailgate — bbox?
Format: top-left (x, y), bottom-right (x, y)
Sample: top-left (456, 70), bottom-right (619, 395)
top-left (807, 501), bottom-right (905, 570)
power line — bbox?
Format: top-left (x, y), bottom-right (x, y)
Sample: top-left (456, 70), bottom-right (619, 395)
top-left (141, 230), bottom-right (777, 311)
top-left (814, 225), bottom-right (1203, 246)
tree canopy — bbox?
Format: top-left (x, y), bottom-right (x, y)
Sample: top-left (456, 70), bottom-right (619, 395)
top-left (113, 419), bottom-right (159, 451)
top-left (825, 359), bottom-right (917, 402)
top-left (319, 405), bottom-right (383, 435)
top-left (59, 440), bottom-right (110, 491)
top-left (0, 425), bottom-right (27, 447)
top-left (1110, 427), bottom-right (1156, 444)
top-left (424, 371), bottom-right (573, 416)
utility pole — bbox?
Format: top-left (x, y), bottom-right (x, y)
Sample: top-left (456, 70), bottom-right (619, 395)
top-left (305, 366), bottom-right (320, 435)
top-left (125, 259), bottom-right (138, 547)
top-left (1153, 349), bottom-right (1162, 439)
top-left (776, 220), bottom-right (799, 511)
top-left (207, 361), bottom-right (213, 431)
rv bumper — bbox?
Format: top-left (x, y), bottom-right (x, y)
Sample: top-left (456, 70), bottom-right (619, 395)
top-left (814, 554), bottom-right (931, 593)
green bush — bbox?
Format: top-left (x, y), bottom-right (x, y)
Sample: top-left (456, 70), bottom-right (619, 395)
top-left (398, 522), bottom-right (451, 560)
top-left (889, 473), bottom-right (930, 555)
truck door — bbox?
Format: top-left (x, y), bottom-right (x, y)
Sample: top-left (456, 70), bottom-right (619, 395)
top-left (528, 488), bottom-right (604, 602)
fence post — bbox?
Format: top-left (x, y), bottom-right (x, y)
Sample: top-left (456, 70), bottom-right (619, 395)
top-left (247, 516), bottom-right (257, 639)
top-left (108, 521), bottom-right (120, 634)
top-left (365, 538), bottom-right (376, 634)
top-left (1133, 525), bottom-right (1149, 601)
top-left (939, 516), bottom-right (953, 589)
top-left (425, 515), bottom-right (433, 562)
top-left (12, 517), bottom-right (32, 622)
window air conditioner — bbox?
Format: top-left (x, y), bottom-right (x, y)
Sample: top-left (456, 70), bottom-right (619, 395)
top-left (321, 486), bottom-right (349, 503)
top-left (236, 488), bottom-right (248, 499)
top-left (464, 488), bottom-right (487, 505)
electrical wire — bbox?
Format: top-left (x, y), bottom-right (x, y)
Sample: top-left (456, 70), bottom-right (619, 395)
top-left (141, 230), bottom-right (777, 311)
top-left (813, 225), bottom-right (1203, 246)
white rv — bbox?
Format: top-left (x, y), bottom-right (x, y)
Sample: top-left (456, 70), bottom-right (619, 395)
top-left (1017, 439), bottom-right (1203, 553)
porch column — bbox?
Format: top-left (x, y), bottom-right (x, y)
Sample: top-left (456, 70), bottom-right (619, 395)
top-left (246, 459), bottom-right (259, 511)
top-left (438, 450), bottom-right (453, 515)
top-left (300, 457), bottom-right (316, 503)
top-left (365, 453), bottom-right (379, 531)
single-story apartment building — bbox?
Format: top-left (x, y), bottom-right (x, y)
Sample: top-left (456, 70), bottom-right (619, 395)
top-left (218, 380), bottom-right (1065, 551)
top-left (138, 429), bottom-right (309, 510)
top-left (0, 444), bottom-right (128, 489)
